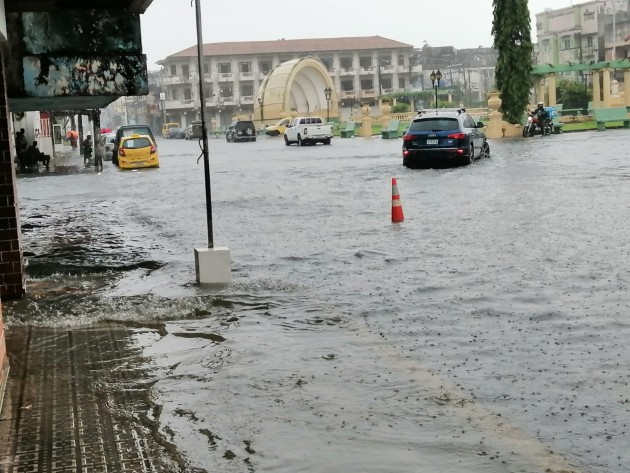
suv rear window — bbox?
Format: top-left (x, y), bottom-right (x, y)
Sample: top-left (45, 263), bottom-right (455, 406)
top-left (409, 118), bottom-right (459, 132)
top-left (235, 121), bottom-right (254, 129)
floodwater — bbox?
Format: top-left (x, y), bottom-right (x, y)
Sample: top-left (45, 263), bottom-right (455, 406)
top-left (5, 130), bottom-right (630, 472)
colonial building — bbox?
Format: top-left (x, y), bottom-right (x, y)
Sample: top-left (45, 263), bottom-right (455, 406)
top-left (535, 0), bottom-right (630, 66)
top-left (157, 36), bottom-right (417, 129)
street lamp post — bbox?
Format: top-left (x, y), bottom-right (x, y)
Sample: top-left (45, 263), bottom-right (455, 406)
top-left (324, 87), bottom-right (332, 122)
top-left (430, 69), bottom-right (442, 108)
top-left (257, 97), bottom-right (264, 126)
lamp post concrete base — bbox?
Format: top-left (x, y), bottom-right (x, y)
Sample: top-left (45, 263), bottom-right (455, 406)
top-left (194, 246), bottom-right (231, 284)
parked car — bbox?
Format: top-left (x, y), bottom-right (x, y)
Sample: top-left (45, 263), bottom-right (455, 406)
top-left (185, 121), bottom-right (202, 140)
top-left (117, 134), bottom-right (160, 170)
top-left (226, 120), bottom-right (257, 142)
top-left (112, 125), bottom-right (157, 166)
top-left (168, 127), bottom-right (186, 139)
top-left (101, 132), bottom-right (117, 161)
top-left (265, 118), bottom-right (291, 136)
top-left (402, 109), bottom-right (490, 169)
top-left (162, 122), bottom-right (180, 139)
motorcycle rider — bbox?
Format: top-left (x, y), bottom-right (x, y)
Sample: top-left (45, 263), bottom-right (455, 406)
top-left (531, 102), bottom-right (551, 134)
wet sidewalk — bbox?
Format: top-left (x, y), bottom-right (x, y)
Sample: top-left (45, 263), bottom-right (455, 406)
top-left (0, 323), bottom-right (188, 473)
top-left (17, 147), bottom-right (103, 178)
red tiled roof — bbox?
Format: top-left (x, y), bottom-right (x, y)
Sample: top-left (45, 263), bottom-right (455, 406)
top-left (167, 36), bottom-right (415, 59)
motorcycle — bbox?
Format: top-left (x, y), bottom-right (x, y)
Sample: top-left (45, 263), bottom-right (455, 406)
top-left (523, 113), bottom-right (552, 138)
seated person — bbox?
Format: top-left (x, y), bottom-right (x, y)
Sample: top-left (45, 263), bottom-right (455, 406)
top-left (24, 141), bottom-right (51, 170)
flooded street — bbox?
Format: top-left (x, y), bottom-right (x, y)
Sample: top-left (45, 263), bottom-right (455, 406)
top-left (5, 130), bottom-right (630, 472)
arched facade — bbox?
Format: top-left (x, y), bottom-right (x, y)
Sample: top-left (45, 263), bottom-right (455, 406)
top-left (252, 57), bottom-right (339, 124)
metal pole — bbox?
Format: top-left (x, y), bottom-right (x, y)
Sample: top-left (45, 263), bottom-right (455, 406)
top-left (611, 0), bottom-right (617, 61)
top-left (195, 0), bottom-right (214, 248)
top-left (434, 84), bottom-right (438, 108)
top-left (327, 99), bottom-right (330, 122)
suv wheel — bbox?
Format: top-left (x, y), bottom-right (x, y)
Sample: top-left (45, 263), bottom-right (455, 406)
top-left (297, 135), bottom-right (303, 146)
top-left (480, 142), bottom-right (490, 159)
top-left (284, 135), bottom-right (290, 146)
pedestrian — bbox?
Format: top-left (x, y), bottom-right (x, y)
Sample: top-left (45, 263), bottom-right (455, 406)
top-left (82, 135), bottom-right (92, 165)
top-left (94, 136), bottom-right (104, 172)
top-left (15, 129), bottom-right (28, 156)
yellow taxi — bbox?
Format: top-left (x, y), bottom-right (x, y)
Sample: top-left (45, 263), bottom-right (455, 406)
top-left (264, 118), bottom-right (290, 136)
top-left (117, 134), bottom-right (160, 170)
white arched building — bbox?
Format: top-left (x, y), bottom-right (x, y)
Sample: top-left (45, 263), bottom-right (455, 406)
top-left (252, 57), bottom-right (339, 123)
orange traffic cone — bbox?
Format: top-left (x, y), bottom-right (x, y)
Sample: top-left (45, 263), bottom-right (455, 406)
top-left (391, 177), bottom-right (404, 223)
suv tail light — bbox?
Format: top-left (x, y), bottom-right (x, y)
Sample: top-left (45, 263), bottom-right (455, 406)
top-left (447, 133), bottom-right (466, 139)
top-left (403, 134), bottom-right (414, 142)
top-left (118, 148), bottom-right (126, 157)
top-left (150, 145), bottom-right (157, 154)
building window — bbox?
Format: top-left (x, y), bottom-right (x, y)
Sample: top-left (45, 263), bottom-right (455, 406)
top-left (398, 77), bottom-right (406, 89)
top-left (341, 80), bottom-right (354, 92)
top-left (182, 65), bottom-right (189, 80)
top-left (171, 89), bottom-right (179, 100)
top-left (379, 56), bottom-right (391, 67)
top-left (219, 85), bottom-right (233, 98)
top-left (543, 40), bottom-right (550, 53)
top-left (218, 63), bottom-right (231, 74)
top-left (381, 77), bottom-right (392, 89)
top-left (359, 56), bottom-right (373, 69)
top-left (258, 61), bottom-right (272, 74)
top-left (587, 36), bottom-right (594, 47)
top-left (397, 54), bottom-right (405, 66)
top-left (170, 64), bottom-right (177, 76)
top-left (204, 87), bottom-right (212, 99)
top-left (203, 63), bottom-right (210, 74)
top-left (241, 85), bottom-right (254, 97)
top-left (321, 57), bottom-right (333, 71)
top-left (279, 56), bottom-right (293, 64)
top-left (340, 57), bottom-right (353, 69)
top-left (239, 62), bottom-right (252, 73)
top-left (360, 79), bottom-right (374, 90)
top-left (184, 88), bottom-right (192, 100)
top-left (563, 38), bottom-right (571, 50)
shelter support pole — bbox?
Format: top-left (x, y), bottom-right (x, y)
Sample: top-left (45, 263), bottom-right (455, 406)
top-left (592, 70), bottom-right (601, 107)
top-left (547, 74), bottom-right (557, 107)
top-left (602, 69), bottom-right (612, 107)
top-left (536, 77), bottom-right (545, 105)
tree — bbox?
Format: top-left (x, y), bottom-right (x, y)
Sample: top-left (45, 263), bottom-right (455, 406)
top-left (557, 79), bottom-right (590, 110)
top-left (492, 0), bottom-right (533, 124)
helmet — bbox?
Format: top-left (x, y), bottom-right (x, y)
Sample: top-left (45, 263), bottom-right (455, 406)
top-left (537, 101), bottom-right (544, 108)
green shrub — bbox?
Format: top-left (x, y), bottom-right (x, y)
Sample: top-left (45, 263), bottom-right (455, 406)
top-left (391, 103), bottom-right (410, 113)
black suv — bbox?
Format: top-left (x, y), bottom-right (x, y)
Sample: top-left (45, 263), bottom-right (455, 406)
top-left (112, 125), bottom-right (157, 166)
top-left (226, 120), bottom-right (256, 143)
top-left (402, 109), bottom-right (490, 169)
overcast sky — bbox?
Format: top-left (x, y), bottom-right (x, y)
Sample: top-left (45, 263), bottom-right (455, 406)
top-left (140, 0), bottom-right (583, 70)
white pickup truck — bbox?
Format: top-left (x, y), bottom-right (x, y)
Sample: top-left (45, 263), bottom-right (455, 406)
top-left (284, 116), bottom-right (333, 146)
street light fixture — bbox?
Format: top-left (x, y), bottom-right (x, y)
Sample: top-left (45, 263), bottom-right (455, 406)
top-left (257, 97), bottom-right (264, 126)
top-left (430, 69), bottom-right (442, 108)
top-left (324, 87), bottom-right (332, 122)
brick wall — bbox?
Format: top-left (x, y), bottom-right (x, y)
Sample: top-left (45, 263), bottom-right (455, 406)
top-left (0, 302), bottom-right (7, 413)
top-left (0, 53), bottom-right (25, 299)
